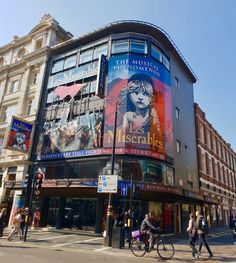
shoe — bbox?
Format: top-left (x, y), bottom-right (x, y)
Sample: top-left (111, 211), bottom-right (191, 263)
top-left (208, 254), bottom-right (213, 259)
top-left (194, 251), bottom-right (200, 259)
top-left (7, 237), bottom-right (12, 241)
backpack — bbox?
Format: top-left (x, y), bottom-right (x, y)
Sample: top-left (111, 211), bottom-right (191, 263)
top-left (199, 216), bottom-right (208, 234)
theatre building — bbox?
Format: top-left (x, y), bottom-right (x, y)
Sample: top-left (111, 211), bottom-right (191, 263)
top-left (32, 20), bottom-right (201, 234)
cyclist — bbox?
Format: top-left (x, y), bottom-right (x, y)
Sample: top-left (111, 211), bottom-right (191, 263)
top-left (140, 212), bottom-right (159, 251)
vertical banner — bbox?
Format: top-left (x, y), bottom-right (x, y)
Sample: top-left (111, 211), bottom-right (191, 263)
top-left (4, 116), bottom-right (33, 154)
top-left (96, 54), bottom-right (108, 98)
top-left (104, 54), bottom-right (172, 160)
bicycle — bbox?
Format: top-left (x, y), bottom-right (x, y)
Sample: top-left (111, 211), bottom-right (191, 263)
top-left (130, 228), bottom-right (175, 260)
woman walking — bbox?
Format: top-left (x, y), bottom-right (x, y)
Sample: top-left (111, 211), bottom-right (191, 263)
top-left (187, 213), bottom-right (199, 259)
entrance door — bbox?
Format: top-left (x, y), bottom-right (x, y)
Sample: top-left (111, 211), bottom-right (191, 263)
top-left (174, 203), bottom-right (180, 233)
top-left (63, 198), bottom-right (97, 230)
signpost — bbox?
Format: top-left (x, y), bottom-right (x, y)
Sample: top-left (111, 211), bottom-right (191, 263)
top-left (97, 175), bottom-right (117, 193)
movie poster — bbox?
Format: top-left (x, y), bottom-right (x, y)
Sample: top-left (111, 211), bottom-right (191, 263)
top-left (104, 55), bottom-right (172, 160)
top-left (5, 116), bottom-right (33, 154)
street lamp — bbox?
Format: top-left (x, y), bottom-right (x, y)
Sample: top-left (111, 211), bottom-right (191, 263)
top-left (104, 100), bottom-right (119, 247)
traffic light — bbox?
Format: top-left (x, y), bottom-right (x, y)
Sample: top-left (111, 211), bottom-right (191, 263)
top-left (35, 171), bottom-right (44, 195)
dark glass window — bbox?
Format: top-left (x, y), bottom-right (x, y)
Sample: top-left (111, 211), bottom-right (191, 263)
top-left (151, 45), bottom-right (162, 62)
top-left (66, 162), bottom-right (79, 178)
top-left (112, 40), bottom-right (129, 53)
top-left (79, 160), bottom-right (100, 178)
top-left (64, 55), bottom-right (77, 69)
top-left (130, 40), bottom-right (147, 54)
top-left (52, 60), bottom-right (64, 73)
top-left (162, 53), bottom-right (170, 70)
top-left (94, 43), bottom-right (108, 59)
top-left (79, 49), bottom-right (93, 64)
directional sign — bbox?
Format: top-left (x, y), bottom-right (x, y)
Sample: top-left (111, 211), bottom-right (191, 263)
top-left (121, 186), bottom-right (127, 196)
top-left (97, 174), bottom-right (117, 193)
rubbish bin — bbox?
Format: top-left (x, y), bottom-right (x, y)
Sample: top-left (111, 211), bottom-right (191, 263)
top-left (112, 227), bottom-right (124, 249)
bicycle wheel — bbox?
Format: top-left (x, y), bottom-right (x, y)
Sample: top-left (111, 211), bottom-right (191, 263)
top-left (130, 238), bottom-right (147, 257)
top-left (157, 239), bottom-right (175, 260)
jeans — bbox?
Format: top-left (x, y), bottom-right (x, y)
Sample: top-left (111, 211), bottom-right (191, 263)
top-left (198, 233), bottom-right (213, 256)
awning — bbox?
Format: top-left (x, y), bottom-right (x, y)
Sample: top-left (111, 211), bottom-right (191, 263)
top-left (53, 83), bottom-right (85, 99)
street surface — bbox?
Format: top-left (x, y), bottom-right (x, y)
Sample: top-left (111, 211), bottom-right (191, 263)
top-left (0, 227), bottom-right (235, 262)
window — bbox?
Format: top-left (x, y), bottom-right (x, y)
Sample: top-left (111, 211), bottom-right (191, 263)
top-left (52, 59), bottom-right (64, 73)
top-left (206, 130), bottom-right (211, 149)
top-left (175, 107), bottom-right (180, 120)
top-left (200, 123), bottom-right (204, 142)
top-left (174, 77), bottom-right (179, 89)
top-left (2, 105), bottom-right (17, 122)
top-left (151, 45), bottom-right (162, 62)
top-left (26, 100), bottom-right (33, 115)
top-left (176, 140), bottom-right (181, 153)
top-left (208, 157), bottom-right (213, 176)
top-left (35, 38), bottom-right (43, 49)
top-left (9, 80), bottom-right (19, 93)
top-left (130, 40), bottom-right (147, 54)
top-left (79, 49), bottom-right (93, 64)
top-left (112, 39), bottom-right (129, 53)
top-left (64, 55), bottom-right (77, 69)
top-left (201, 151), bottom-right (206, 173)
top-left (30, 71), bottom-right (38, 85)
top-left (0, 56), bottom-right (4, 67)
top-left (0, 136), bottom-right (4, 155)
top-left (94, 43), bottom-right (108, 59)
top-left (162, 53), bottom-right (170, 70)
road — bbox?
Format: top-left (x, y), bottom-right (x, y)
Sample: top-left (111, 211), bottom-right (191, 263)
top-left (0, 228), bottom-right (235, 262)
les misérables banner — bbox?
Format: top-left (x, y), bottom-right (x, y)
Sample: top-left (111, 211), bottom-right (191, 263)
top-left (4, 115), bottom-right (33, 154)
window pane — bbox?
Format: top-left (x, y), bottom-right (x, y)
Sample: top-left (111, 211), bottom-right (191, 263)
top-left (52, 60), bottom-right (64, 73)
top-left (3, 105), bottom-right (17, 122)
top-left (90, 80), bottom-right (97, 93)
top-left (112, 40), bottom-right (129, 54)
top-left (79, 49), bottom-right (93, 64)
top-left (64, 55), bottom-right (77, 69)
top-left (162, 54), bottom-right (170, 70)
top-left (10, 80), bottom-right (19, 93)
top-left (130, 40), bottom-right (147, 54)
top-left (94, 43), bottom-right (108, 59)
top-left (151, 45), bottom-right (162, 62)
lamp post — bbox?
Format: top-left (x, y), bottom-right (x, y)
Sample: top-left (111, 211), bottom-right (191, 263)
top-left (104, 100), bottom-right (119, 247)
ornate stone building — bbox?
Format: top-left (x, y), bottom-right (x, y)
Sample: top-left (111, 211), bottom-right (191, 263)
top-left (0, 14), bottom-right (72, 223)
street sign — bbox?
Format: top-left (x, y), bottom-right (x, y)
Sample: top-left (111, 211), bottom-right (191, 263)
top-left (121, 186), bottom-right (127, 196)
top-left (97, 174), bottom-right (117, 193)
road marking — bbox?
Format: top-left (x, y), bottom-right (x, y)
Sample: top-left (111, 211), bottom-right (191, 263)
top-left (37, 234), bottom-right (76, 241)
top-left (51, 237), bottom-right (103, 248)
top-left (94, 247), bottom-right (111, 252)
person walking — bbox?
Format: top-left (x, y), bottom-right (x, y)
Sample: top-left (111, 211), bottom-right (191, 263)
top-left (195, 210), bottom-right (213, 259)
top-left (187, 212), bottom-right (199, 259)
top-left (0, 208), bottom-right (7, 237)
top-left (7, 209), bottom-right (23, 241)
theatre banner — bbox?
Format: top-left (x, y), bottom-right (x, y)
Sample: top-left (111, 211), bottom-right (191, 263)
top-left (5, 116), bottom-right (33, 154)
top-left (103, 54), bottom-right (173, 160)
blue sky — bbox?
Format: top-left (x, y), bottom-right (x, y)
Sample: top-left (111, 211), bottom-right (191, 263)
top-left (1, 0), bottom-right (236, 151)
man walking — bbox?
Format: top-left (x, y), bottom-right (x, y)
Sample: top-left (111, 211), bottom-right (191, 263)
top-left (195, 210), bottom-right (213, 259)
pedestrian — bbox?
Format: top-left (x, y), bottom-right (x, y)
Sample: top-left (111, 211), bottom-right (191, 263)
top-left (0, 207), bottom-right (7, 237)
top-left (195, 210), bottom-right (213, 259)
top-left (232, 216), bottom-right (236, 244)
top-left (187, 212), bottom-right (199, 259)
top-left (20, 207), bottom-right (29, 238)
top-left (32, 210), bottom-right (40, 228)
top-left (7, 209), bottom-right (23, 241)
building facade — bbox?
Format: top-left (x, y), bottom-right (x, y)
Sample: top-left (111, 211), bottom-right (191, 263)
top-left (30, 20), bottom-right (203, 234)
top-left (0, 14), bottom-right (72, 224)
top-left (195, 103), bottom-right (236, 227)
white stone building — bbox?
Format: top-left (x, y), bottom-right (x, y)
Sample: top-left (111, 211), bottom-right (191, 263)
top-left (0, 14), bottom-right (72, 224)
